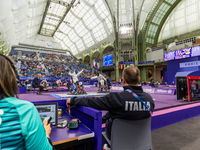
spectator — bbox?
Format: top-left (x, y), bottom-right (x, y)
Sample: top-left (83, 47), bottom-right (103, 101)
top-left (0, 54), bottom-right (54, 150)
top-left (24, 79), bottom-right (30, 86)
top-left (66, 67), bottom-right (155, 140)
top-left (105, 77), bottom-right (111, 90)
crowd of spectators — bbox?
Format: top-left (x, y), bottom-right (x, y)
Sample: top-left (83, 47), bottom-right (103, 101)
top-left (17, 60), bottom-right (100, 78)
top-left (9, 50), bottom-right (77, 62)
top-left (9, 51), bottom-right (18, 57)
top-left (21, 52), bottom-right (38, 60)
top-left (58, 54), bottom-right (77, 62)
top-left (11, 50), bottom-right (105, 79)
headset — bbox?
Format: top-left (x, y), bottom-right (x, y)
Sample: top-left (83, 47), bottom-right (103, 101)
top-left (0, 54), bottom-right (20, 83)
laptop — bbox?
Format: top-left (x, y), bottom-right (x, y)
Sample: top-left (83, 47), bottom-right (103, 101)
top-left (34, 102), bottom-right (58, 126)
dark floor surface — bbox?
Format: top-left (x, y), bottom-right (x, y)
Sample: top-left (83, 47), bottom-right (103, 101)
top-left (152, 115), bottom-right (200, 150)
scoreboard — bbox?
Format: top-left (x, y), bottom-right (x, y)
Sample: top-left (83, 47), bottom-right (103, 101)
top-left (164, 46), bottom-right (200, 61)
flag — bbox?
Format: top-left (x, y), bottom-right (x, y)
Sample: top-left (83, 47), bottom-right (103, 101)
top-left (127, 64), bottom-right (130, 67)
top-left (130, 64), bottom-right (135, 67)
top-left (119, 64), bottom-right (124, 69)
top-left (119, 64), bottom-right (122, 69)
top-left (123, 64), bottom-right (126, 69)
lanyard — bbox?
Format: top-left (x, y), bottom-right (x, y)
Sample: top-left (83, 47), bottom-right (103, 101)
top-left (125, 89), bottom-right (152, 115)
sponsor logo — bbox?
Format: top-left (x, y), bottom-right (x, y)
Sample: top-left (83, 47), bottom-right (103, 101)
top-left (156, 89), bottom-right (167, 93)
top-left (144, 89), bottom-right (155, 93)
top-left (168, 90), bottom-right (172, 94)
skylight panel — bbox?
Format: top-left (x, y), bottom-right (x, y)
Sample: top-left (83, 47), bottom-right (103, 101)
top-left (70, 44), bottom-right (77, 52)
top-left (105, 18), bottom-right (113, 32)
top-left (29, 7), bottom-right (36, 17)
top-left (45, 25), bottom-right (55, 30)
top-left (186, 13), bottom-right (197, 23)
top-left (164, 23), bottom-right (169, 31)
top-left (27, 29), bottom-right (33, 35)
top-left (73, 36), bottom-right (79, 42)
top-left (68, 29), bottom-right (77, 40)
top-left (44, 15), bottom-right (60, 28)
top-left (29, 0), bottom-right (37, 5)
top-left (175, 17), bottom-right (185, 27)
top-left (74, 21), bottom-right (88, 37)
top-left (186, 4), bottom-right (197, 15)
top-left (83, 32), bottom-right (94, 47)
top-left (28, 20), bottom-right (33, 27)
top-left (47, 0), bottom-right (114, 55)
top-left (54, 36), bottom-right (61, 42)
top-left (60, 41), bottom-right (68, 49)
top-left (46, 15), bottom-right (60, 20)
top-left (84, 10), bottom-right (101, 29)
top-left (186, 0), bottom-right (197, 6)
top-left (175, 9), bottom-right (184, 19)
top-left (76, 40), bottom-right (85, 50)
top-left (95, 1), bottom-right (109, 19)
top-left (93, 24), bottom-right (107, 41)
top-left (73, 51), bottom-right (78, 55)
top-left (63, 36), bottom-right (73, 46)
top-left (85, 0), bottom-right (97, 5)
top-left (55, 32), bottom-right (65, 39)
top-left (48, 3), bottom-right (66, 17)
top-left (59, 23), bottom-right (72, 34)
top-left (166, 0), bottom-right (176, 5)
top-left (73, 1), bottom-right (89, 18)
top-left (65, 11), bottom-right (79, 27)
top-left (59, 23), bottom-right (67, 32)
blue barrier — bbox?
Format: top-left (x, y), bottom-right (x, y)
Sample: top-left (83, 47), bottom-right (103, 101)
top-left (19, 77), bottom-right (102, 85)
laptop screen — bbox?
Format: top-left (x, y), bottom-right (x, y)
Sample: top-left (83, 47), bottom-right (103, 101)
top-left (34, 103), bottom-right (58, 125)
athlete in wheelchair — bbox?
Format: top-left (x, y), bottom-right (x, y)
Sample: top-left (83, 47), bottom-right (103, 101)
top-left (98, 79), bottom-right (108, 93)
top-left (76, 81), bottom-right (86, 94)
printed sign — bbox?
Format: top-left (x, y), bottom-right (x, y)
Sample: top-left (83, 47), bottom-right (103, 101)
top-left (180, 61), bottom-right (200, 68)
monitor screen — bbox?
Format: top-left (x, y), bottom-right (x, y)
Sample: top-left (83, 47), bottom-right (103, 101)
top-left (164, 46), bottom-right (200, 61)
top-left (103, 56), bottom-right (108, 61)
top-left (103, 54), bottom-right (113, 66)
top-left (34, 103), bottom-right (58, 125)
top-left (104, 61), bottom-right (107, 66)
top-left (108, 59), bottom-right (113, 65)
top-left (164, 51), bottom-right (175, 61)
top-left (164, 48), bottom-right (191, 61)
top-left (174, 48), bottom-right (191, 59)
top-left (108, 54), bottom-right (113, 60)
top-left (191, 46), bottom-right (200, 57)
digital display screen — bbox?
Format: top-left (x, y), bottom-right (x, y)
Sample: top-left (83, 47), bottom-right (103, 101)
top-left (35, 104), bottom-right (56, 123)
top-left (164, 51), bottom-right (175, 61)
top-left (191, 46), bottom-right (200, 57)
top-left (164, 46), bottom-right (200, 61)
top-left (69, 122), bottom-right (77, 128)
top-left (103, 54), bottom-right (113, 66)
top-left (174, 48), bottom-right (191, 59)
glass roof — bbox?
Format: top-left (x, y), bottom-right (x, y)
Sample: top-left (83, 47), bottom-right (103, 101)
top-left (39, 0), bottom-right (114, 55)
top-left (159, 0), bottom-right (200, 41)
top-left (109, 0), bottom-right (157, 29)
top-left (146, 0), bottom-right (177, 44)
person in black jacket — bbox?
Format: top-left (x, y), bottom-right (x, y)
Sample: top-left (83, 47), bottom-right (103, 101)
top-left (32, 74), bottom-right (44, 95)
top-left (105, 77), bottom-right (111, 90)
top-left (66, 67), bottom-right (155, 140)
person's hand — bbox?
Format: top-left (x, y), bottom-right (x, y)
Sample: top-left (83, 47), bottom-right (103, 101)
top-left (43, 121), bottom-right (51, 139)
top-left (66, 98), bottom-right (71, 108)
